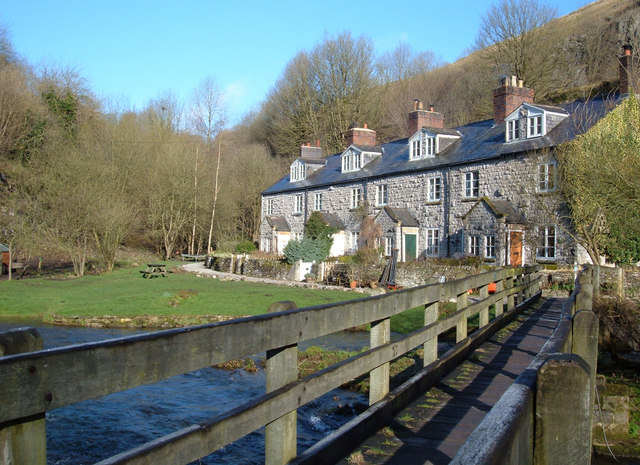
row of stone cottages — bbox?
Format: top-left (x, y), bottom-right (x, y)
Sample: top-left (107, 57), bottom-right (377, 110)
top-left (259, 46), bottom-right (635, 267)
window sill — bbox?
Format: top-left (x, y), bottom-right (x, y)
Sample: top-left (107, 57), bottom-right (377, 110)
top-left (425, 201), bottom-right (441, 206)
top-left (461, 197), bottom-right (480, 202)
top-left (536, 258), bottom-right (557, 263)
top-left (292, 212), bottom-right (303, 217)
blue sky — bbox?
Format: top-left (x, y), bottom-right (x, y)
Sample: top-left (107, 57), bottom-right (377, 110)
top-left (1, 1), bottom-right (585, 123)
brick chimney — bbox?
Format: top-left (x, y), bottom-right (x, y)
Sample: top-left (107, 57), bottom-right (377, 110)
top-left (492, 76), bottom-right (534, 125)
top-left (619, 44), bottom-right (634, 95)
top-left (344, 123), bottom-right (377, 147)
top-left (407, 100), bottom-right (444, 136)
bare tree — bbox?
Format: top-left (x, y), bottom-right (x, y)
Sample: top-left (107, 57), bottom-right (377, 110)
top-left (474, 0), bottom-right (558, 90)
top-left (189, 76), bottom-right (227, 252)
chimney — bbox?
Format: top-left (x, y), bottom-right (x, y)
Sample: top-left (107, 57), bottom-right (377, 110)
top-left (492, 76), bottom-right (534, 125)
top-left (300, 141), bottom-right (322, 159)
top-left (344, 123), bottom-right (377, 147)
top-left (407, 100), bottom-right (444, 137)
top-left (619, 44), bottom-right (634, 95)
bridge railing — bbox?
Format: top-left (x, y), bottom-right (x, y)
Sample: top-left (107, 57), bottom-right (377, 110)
top-left (0, 265), bottom-right (541, 465)
top-left (450, 266), bottom-right (598, 465)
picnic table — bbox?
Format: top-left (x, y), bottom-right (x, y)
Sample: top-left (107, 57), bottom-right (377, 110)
top-left (140, 263), bottom-right (168, 278)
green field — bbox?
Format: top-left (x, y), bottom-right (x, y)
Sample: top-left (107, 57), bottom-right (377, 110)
top-left (0, 263), bottom-right (361, 321)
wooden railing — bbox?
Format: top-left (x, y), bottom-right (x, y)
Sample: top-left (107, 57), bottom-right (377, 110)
top-left (450, 266), bottom-right (598, 465)
top-left (0, 265), bottom-right (542, 465)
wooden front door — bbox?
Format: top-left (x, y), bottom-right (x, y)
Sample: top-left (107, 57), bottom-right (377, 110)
top-left (404, 234), bottom-right (417, 262)
top-left (510, 231), bottom-right (523, 267)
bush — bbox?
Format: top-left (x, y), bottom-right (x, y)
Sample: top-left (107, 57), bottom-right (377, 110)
top-left (235, 240), bottom-right (257, 254)
top-left (283, 237), bottom-right (330, 264)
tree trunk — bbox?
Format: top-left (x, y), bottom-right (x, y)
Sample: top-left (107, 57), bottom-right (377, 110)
top-left (207, 139), bottom-right (222, 253)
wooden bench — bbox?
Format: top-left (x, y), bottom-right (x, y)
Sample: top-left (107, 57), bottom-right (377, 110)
top-left (180, 254), bottom-right (206, 261)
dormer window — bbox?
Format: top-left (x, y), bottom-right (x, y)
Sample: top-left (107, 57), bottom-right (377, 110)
top-left (505, 104), bottom-right (567, 142)
top-left (342, 149), bottom-right (362, 172)
top-left (409, 131), bottom-right (436, 160)
top-left (290, 159), bottom-right (306, 182)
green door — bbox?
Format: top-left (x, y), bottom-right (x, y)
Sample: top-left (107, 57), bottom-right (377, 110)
top-left (405, 234), bottom-right (417, 262)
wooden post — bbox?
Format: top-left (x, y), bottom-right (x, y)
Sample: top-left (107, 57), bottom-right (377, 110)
top-left (496, 279), bottom-right (505, 316)
top-left (456, 291), bottom-right (468, 343)
top-left (265, 301), bottom-right (298, 465)
top-left (423, 301), bottom-right (439, 367)
top-left (576, 272), bottom-right (593, 314)
top-left (479, 284), bottom-right (489, 328)
top-left (534, 355), bottom-right (592, 465)
top-left (370, 317), bottom-right (391, 404)
top-left (0, 328), bottom-right (46, 465)
top-left (573, 310), bottom-right (599, 426)
top-left (506, 276), bottom-right (515, 312)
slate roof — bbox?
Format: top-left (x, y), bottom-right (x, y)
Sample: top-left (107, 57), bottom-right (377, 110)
top-left (319, 212), bottom-right (345, 230)
top-left (463, 197), bottom-right (526, 224)
top-left (378, 207), bottom-right (420, 227)
top-left (0, 243), bottom-right (8, 253)
top-left (263, 96), bottom-right (623, 195)
top-left (265, 216), bottom-right (290, 231)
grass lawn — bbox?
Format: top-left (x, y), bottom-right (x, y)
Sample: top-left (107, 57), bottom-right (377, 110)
top-left (0, 262), bottom-right (361, 321)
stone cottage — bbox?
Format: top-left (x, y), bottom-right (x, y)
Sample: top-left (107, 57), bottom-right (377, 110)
top-left (260, 48), bottom-right (634, 266)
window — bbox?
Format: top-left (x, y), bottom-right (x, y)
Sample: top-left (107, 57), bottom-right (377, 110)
top-left (290, 161), bottom-right (305, 182)
top-left (292, 232), bottom-right (303, 241)
top-left (350, 187), bottom-right (362, 209)
top-left (314, 193), bottom-right (323, 211)
top-left (376, 184), bottom-right (388, 206)
top-left (294, 194), bottom-right (303, 214)
top-left (411, 139), bottom-right (422, 159)
top-left (485, 235), bottom-right (496, 259)
top-left (266, 198), bottom-right (274, 216)
top-left (426, 229), bottom-right (439, 256)
top-left (381, 236), bottom-right (393, 256)
top-left (528, 115), bottom-right (542, 137)
top-left (507, 119), bottom-right (521, 141)
top-left (426, 136), bottom-right (435, 156)
top-left (469, 236), bottom-right (481, 256)
top-left (538, 162), bottom-right (556, 192)
top-left (537, 226), bottom-right (556, 260)
top-left (410, 134), bottom-right (436, 159)
top-left (350, 231), bottom-right (360, 252)
top-left (464, 171), bottom-right (479, 198)
top-left (428, 176), bottom-right (442, 202)
top-left (342, 150), bottom-right (361, 172)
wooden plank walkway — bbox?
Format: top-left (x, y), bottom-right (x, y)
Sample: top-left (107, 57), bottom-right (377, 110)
top-left (339, 296), bottom-right (567, 465)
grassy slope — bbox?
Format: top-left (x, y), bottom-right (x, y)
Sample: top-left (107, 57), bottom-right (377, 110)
top-left (0, 263), bottom-right (360, 320)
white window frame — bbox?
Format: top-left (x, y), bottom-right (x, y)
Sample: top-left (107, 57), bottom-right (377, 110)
top-left (382, 236), bottom-right (393, 256)
top-left (350, 231), bottom-right (360, 253)
top-left (538, 162), bottom-right (557, 193)
top-left (426, 136), bottom-right (435, 156)
top-left (426, 228), bottom-right (439, 257)
top-left (537, 226), bottom-right (556, 260)
top-left (342, 150), bottom-right (362, 172)
top-left (294, 194), bottom-right (303, 214)
top-left (485, 235), bottom-right (496, 259)
top-left (507, 119), bottom-right (521, 141)
top-left (314, 193), bottom-right (322, 211)
top-left (410, 139), bottom-right (421, 159)
top-left (464, 171), bottom-right (479, 198)
top-left (290, 160), bottom-right (305, 182)
top-left (376, 184), bottom-right (388, 207)
top-left (350, 187), bottom-right (362, 209)
top-left (428, 176), bottom-right (442, 202)
top-left (469, 236), bottom-right (481, 256)
top-left (266, 198), bottom-right (274, 216)
top-left (528, 115), bottom-right (543, 137)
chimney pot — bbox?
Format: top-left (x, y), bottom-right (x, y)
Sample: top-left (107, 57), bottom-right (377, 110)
top-left (429, 104), bottom-right (434, 112)
top-left (493, 76), bottom-right (534, 125)
top-left (624, 44), bottom-right (633, 56)
top-left (363, 123), bottom-right (368, 129)
top-left (316, 139), bottom-right (320, 147)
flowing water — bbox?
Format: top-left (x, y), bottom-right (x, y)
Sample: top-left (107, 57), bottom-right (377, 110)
top-left (0, 321), bottom-right (371, 464)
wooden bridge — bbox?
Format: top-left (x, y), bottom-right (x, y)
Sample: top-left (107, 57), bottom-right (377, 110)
top-left (0, 265), bottom-right (598, 465)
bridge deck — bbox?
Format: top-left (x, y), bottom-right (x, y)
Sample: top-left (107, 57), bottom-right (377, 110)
top-left (339, 296), bottom-right (567, 465)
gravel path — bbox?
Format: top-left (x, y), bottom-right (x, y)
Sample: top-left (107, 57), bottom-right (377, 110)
top-left (180, 262), bottom-right (370, 293)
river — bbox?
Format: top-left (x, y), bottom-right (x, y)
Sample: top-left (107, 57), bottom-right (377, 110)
top-left (0, 320), bottom-right (372, 465)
